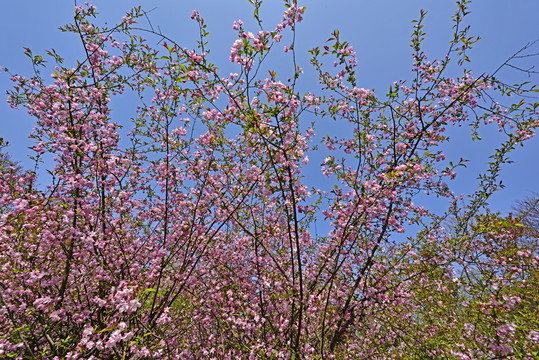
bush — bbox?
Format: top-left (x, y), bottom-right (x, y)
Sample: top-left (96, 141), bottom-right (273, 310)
top-left (1, 1), bottom-right (538, 358)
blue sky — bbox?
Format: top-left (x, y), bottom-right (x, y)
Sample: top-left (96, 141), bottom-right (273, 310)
top-left (1, 0), bottom-right (538, 214)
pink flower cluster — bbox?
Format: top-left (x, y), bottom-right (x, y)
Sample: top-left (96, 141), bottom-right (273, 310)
top-left (0, 2), bottom-right (538, 359)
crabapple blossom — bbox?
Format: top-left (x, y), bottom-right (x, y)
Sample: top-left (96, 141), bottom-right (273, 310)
top-left (0, 1), bottom-right (538, 359)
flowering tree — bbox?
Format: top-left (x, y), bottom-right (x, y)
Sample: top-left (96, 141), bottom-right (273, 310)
top-left (1, 0), bottom-right (538, 358)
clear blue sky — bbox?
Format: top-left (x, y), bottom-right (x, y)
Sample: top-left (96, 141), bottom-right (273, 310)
top-left (1, 0), bottom-right (538, 214)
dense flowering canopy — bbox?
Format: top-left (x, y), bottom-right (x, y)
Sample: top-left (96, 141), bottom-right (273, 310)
top-left (1, 0), bottom-right (538, 359)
